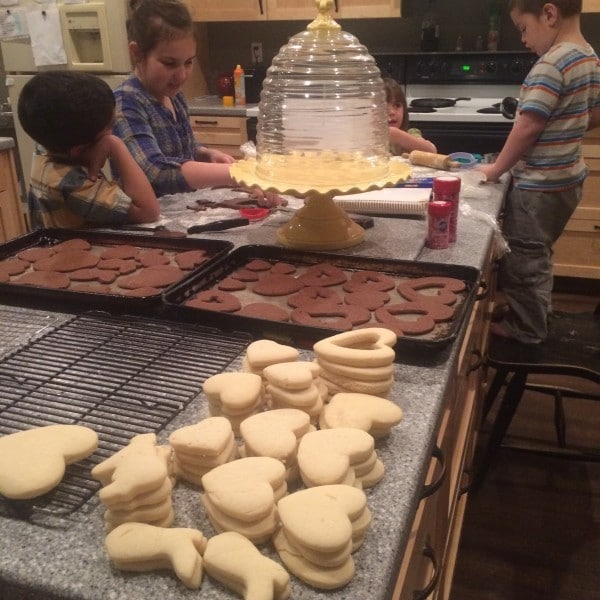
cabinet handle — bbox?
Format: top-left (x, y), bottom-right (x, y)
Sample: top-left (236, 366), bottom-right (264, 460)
top-left (193, 119), bottom-right (218, 126)
top-left (595, 224), bottom-right (600, 230)
top-left (412, 543), bottom-right (440, 600)
top-left (258, 0), bottom-right (264, 15)
top-left (420, 445), bottom-right (445, 499)
top-left (334, 0), bottom-right (339, 10)
top-left (474, 280), bottom-right (488, 302)
top-left (468, 348), bottom-right (483, 373)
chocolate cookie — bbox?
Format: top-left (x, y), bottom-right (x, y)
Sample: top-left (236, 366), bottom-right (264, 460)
top-left (16, 271), bottom-right (71, 289)
top-left (291, 304), bottom-right (371, 331)
top-left (238, 302), bottom-right (289, 321)
top-left (52, 238), bottom-right (91, 252)
top-left (270, 262), bottom-right (297, 275)
top-left (33, 250), bottom-right (99, 273)
top-left (344, 289), bottom-right (390, 311)
top-left (218, 277), bottom-right (246, 292)
top-left (100, 245), bottom-right (139, 260)
top-left (16, 247), bottom-right (55, 263)
top-left (374, 301), bottom-right (455, 336)
top-left (97, 258), bottom-right (138, 275)
top-left (117, 265), bottom-right (184, 289)
top-left (297, 263), bottom-right (347, 287)
top-left (185, 290), bottom-right (241, 312)
top-left (245, 259), bottom-right (272, 272)
top-left (0, 258), bottom-right (30, 277)
top-left (397, 276), bottom-right (466, 306)
top-left (253, 274), bottom-right (303, 297)
top-left (343, 270), bottom-right (395, 293)
top-left (69, 268), bottom-right (117, 284)
top-left (287, 286), bottom-right (343, 309)
top-left (174, 250), bottom-right (208, 270)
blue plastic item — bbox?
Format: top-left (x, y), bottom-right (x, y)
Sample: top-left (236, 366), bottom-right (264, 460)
top-left (449, 152), bottom-right (477, 168)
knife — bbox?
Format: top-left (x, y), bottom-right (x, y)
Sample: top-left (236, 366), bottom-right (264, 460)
top-left (187, 218), bottom-right (250, 234)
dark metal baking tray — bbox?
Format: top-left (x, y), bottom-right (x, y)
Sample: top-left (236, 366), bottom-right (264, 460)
top-left (0, 228), bottom-right (233, 313)
top-left (163, 244), bottom-right (481, 354)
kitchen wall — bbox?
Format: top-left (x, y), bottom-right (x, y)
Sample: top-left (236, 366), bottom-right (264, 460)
top-left (201, 0), bottom-right (600, 94)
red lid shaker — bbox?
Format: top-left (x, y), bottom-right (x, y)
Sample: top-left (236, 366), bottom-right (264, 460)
top-left (433, 176), bottom-right (461, 243)
top-left (426, 200), bottom-right (452, 249)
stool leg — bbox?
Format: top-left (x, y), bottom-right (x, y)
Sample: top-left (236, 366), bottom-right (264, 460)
top-left (554, 389), bottom-right (566, 448)
top-left (472, 370), bottom-right (527, 491)
top-left (482, 367), bottom-right (509, 420)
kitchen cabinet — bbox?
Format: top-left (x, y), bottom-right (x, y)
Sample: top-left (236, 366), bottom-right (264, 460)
top-left (0, 148), bottom-right (27, 243)
top-left (582, 0), bottom-right (600, 11)
top-left (184, 0), bottom-right (400, 21)
top-left (552, 128), bottom-right (600, 279)
top-left (189, 114), bottom-right (249, 159)
top-left (394, 248), bottom-right (497, 600)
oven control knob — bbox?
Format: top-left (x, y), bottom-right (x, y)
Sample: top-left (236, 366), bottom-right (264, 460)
top-left (485, 61), bottom-right (497, 74)
top-left (509, 59), bottom-right (522, 74)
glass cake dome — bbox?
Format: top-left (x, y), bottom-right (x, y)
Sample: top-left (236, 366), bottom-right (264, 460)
top-left (230, 0), bottom-right (411, 249)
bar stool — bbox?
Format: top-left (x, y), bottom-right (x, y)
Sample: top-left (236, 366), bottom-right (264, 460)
top-left (472, 306), bottom-right (600, 490)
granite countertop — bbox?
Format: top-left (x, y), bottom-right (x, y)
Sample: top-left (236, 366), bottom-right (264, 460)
top-left (0, 166), bottom-right (508, 600)
top-left (187, 95), bottom-right (258, 117)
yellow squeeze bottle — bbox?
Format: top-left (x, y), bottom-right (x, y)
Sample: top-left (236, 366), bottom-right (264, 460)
top-left (234, 64), bottom-right (246, 106)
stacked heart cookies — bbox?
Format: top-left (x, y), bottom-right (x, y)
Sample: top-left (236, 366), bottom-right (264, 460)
top-left (297, 427), bottom-right (385, 489)
top-left (320, 392), bottom-right (404, 439)
top-left (273, 485), bottom-right (372, 589)
top-left (313, 328), bottom-right (397, 399)
top-left (263, 361), bottom-right (326, 424)
top-left (168, 417), bottom-right (238, 486)
top-left (203, 372), bottom-right (265, 435)
top-left (239, 408), bottom-right (315, 483)
top-left (200, 456), bottom-right (288, 544)
top-left (91, 433), bottom-right (175, 531)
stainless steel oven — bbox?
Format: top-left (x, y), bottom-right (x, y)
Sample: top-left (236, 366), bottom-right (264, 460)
top-left (374, 51), bottom-right (537, 155)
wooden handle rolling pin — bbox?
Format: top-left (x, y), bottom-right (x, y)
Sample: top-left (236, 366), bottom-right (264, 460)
top-left (402, 151), bottom-right (460, 170)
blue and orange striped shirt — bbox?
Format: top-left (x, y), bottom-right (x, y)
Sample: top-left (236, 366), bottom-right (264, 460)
top-left (512, 42), bottom-right (600, 191)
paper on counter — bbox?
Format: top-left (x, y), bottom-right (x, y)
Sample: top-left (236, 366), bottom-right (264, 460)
top-left (332, 186), bottom-right (432, 216)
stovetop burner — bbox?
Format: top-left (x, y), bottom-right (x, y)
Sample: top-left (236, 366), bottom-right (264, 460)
top-left (477, 102), bottom-right (502, 114)
top-left (408, 106), bottom-right (436, 113)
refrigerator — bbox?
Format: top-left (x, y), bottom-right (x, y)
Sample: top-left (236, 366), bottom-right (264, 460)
top-left (1, 0), bottom-right (131, 200)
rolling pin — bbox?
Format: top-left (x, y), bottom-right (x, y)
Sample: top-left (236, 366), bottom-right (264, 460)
top-left (402, 151), bottom-right (460, 170)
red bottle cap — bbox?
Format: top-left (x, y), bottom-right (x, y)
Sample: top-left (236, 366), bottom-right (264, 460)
top-left (428, 200), bottom-right (452, 216)
top-left (433, 176), bottom-right (461, 194)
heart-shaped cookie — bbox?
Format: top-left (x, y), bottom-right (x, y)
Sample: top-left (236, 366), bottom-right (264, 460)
top-left (297, 428), bottom-right (375, 487)
top-left (0, 424), bottom-right (98, 500)
top-left (319, 392), bottom-right (403, 438)
top-left (313, 327), bottom-right (397, 367)
top-left (201, 456), bottom-right (286, 522)
top-left (203, 372), bottom-right (263, 414)
top-left (240, 408), bottom-right (311, 462)
top-left (244, 339), bottom-right (300, 371)
top-left (277, 484), bottom-right (370, 554)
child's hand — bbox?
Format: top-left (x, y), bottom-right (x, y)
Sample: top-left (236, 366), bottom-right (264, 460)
top-left (198, 147), bottom-right (235, 164)
top-left (75, 132), bottom-right (116, 182)
top-left (477, 164), bottom-right (502, 183)
top-left (245, 186), bottom-right (286, 208)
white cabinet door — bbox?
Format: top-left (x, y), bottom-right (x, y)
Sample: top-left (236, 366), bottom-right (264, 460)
top-left (185, 0), bottom-right (266, 21)
top-left (582, 0), bottom-right (600, 11)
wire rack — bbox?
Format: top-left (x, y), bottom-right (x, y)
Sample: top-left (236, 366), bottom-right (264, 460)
top-left (0, 312), bottom-right (251, 528)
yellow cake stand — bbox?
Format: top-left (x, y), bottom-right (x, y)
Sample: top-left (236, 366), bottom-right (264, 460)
top-left (230, 158), bottom-right (412, 251)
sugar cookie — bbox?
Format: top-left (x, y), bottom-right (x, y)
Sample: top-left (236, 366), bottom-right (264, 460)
top-left (105, 522), bottom-right (207, 589)
top-left (203, 531), bottom-right (291, 600)
top-left (0, 425), bottom-right (98, 500)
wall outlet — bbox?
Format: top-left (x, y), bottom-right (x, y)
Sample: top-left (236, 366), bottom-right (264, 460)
top-left (251, 42), bottom-right (263, 65)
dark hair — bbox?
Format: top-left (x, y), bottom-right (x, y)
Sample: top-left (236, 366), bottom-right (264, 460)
top-left (128, 0), bottom-right (194, 56)
top-left (508, 0), bottom-right (582, 17)
top-left (17, 71), bottom-right (115, 154)
top-left (383, 77), bottom-right (409, 131)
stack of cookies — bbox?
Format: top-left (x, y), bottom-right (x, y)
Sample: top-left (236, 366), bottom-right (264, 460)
top-left (202, 372), bottom-right (265, 435)
top-left (297, 427), bottom-right (384, 489)
top-left (239, 408), bottom-right (314, 483)
top-left (91, 433), bottom-right (175, 531)
top-left (273, 484), bottom-right (372, 589)
top-left (242, 339), bottom-right (300, 376)
top-left (262, 361), bottom-right (326, 424)
top-left (168, 417), bottom-right (238, 486)
top-left (313, 328), bottom-right (397, 399)
top-left (200, 456), bottom-right (287, 544)
top-left (319, 392), bottom-right (404, 439)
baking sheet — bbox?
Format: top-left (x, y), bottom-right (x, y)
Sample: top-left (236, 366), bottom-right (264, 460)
top-left (163, 244), bottom-right (481, 355)
top-left (0, 229), bottom-right (233, 312)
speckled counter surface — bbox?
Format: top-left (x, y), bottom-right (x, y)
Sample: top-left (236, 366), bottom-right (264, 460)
top-left (0, 168), bottom-right (509, 600)
top-left (187, 95), bottom-right (258, 117)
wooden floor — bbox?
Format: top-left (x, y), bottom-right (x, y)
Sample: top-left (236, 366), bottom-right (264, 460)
top-left (450, 290), bottom-right (600, 600)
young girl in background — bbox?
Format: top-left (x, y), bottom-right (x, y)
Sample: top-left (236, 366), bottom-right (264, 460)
top-left (384, 78), bottom-right (437, 155)
top-left (113, 0), bottom-right (279, 205)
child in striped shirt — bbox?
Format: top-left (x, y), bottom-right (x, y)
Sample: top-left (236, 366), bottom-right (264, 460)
top-left (478, 0), bottom-right (600, 344)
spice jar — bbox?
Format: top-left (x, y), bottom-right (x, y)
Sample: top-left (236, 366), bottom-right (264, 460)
top-left (426, 200), bottom-right (452, 249)
top-left (433, 176), bottom-right (461, 243)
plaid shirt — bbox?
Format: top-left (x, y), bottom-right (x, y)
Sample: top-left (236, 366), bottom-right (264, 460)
top-left (28, 152), bottom-right (131, 230)
top-left (113, 75), bottom-right (204, 196)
